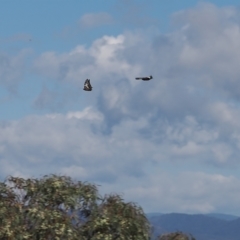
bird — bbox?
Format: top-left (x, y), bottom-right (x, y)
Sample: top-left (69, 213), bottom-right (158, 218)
top-left (83, 79), bottom-right (92, 91)
top-left (135, 75), bottom-right (153, 81)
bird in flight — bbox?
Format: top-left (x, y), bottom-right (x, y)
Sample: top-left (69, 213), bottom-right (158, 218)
top-left (83, 79), bottom-right (92, 91)
top-left (135, 75), bottom-right (153, 81)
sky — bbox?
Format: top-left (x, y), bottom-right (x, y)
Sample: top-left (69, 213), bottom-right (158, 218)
top-left (1, 0), bottom-right (240, 216)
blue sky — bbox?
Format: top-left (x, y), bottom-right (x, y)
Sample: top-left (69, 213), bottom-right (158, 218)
top-left (1, 0), bottom-right (240, 215)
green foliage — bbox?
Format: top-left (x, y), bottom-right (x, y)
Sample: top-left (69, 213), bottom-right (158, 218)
top-left (157, 231), bottom-right (196, 240)
top-left (80, 195), bottom-right (150, 239)
top-left (0, 175), bottom-right (151, 240)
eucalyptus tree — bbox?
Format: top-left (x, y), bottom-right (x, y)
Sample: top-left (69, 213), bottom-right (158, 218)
top-left (157, 232), bottom-right (196, 240)
top-left (0, 175), bottom-right (151, 240)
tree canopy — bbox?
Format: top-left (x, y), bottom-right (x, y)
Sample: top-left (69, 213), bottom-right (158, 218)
top-left (0, 175), bottom-right (151, 240)
top-left (157, 232), bottom-right (196, 240)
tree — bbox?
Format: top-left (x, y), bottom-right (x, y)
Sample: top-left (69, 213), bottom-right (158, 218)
top-left (0, 175), bottom-right (151, 240)
top-left (157, 231), bottom-right (196, 240)
top-left (80, 194), bottom-right (150, 239)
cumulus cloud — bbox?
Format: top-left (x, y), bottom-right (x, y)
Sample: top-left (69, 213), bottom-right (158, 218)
top-left (0, 108), bottom-right (157, 183)
top-left (173, 3), bottom-right (240, 97)
top-left (123, 172), bottom-right (240, 214)
top-left (33, 34), bottom-right (135, 82)
top-left (3, 3), bottom-right (240, 214)
top-left (32, 2), bottom-right (240, 167)
top-left (0, 107), bottom-right (239, 214)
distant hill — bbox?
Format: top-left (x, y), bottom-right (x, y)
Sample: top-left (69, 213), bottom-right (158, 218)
top-left (146, 212), bottom-right (239, 221)
top-left (147, 212), bottom-right (163, 218)
top-left (147, 213), bottom-right (240, 240)
top-left (205, 213), bottom-right (239, 221)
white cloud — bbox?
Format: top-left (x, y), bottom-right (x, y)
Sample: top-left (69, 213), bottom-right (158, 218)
top-left (0, 107), bottom-right (240, 214)
top-left (32, 3), bottom-right (240, 168)
top-left (33, 34), bottom-right (138, 83)
top-left (3, 3), bottom-right (240, 214)
top-left (122, 172), bottom-right (240, 214)
top-left (66, 107), bottom-right (104, 121)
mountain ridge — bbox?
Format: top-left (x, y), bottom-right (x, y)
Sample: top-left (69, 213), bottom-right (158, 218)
top-left (147, 213), bottom-right (240, 240)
